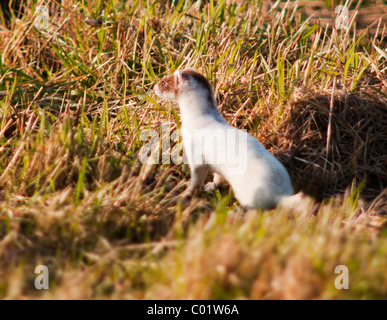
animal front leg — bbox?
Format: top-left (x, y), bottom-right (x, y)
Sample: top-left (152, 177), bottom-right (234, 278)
top-left (182, 165), bottom-right (209, 198)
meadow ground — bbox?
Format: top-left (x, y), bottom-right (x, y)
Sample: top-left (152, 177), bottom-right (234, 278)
top-left (0, 0), bottom-right (386, 299)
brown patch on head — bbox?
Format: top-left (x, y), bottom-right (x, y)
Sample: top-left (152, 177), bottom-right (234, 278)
top-left (155, 69), bottom-right (218, 109)
top-left (157, 74), bottom-right (179, 96)
top-left (181, 69), bottom-right (213, 92)
top-left (180, 69), bottom-right (217, 109)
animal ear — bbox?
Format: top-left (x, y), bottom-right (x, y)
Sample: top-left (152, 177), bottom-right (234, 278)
top-left (174, 70), bottom-right (185, 87)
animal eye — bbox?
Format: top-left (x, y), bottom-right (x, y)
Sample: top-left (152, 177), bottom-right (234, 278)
top-left (161, 81), bottom-right (166, 86)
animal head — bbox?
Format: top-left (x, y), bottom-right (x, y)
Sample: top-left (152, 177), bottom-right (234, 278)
top-left (154, 69), bottom-right (214, 105)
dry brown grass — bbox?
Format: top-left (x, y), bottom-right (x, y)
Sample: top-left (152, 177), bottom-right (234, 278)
top-left (261, 84), bottom-right (387, 201)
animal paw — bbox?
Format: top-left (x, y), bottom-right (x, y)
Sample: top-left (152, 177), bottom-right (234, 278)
top-left (204, 182), bottom-right (216, 192)
top-left (181, 188), bottom-right (194, 199)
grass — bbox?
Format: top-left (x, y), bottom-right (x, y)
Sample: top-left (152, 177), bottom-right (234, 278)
top-left (0, 0), bottom-right (386, 299)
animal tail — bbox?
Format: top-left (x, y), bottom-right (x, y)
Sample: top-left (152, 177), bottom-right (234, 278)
top-left (278, 192), bottom-right (318, 215)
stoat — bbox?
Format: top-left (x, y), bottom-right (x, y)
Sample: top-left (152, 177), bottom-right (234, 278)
top-left (154, 69), bottom-right (296, 210)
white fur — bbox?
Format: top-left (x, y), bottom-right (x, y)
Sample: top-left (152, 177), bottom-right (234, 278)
top-left (154, 69), bottom-right (295, 210)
